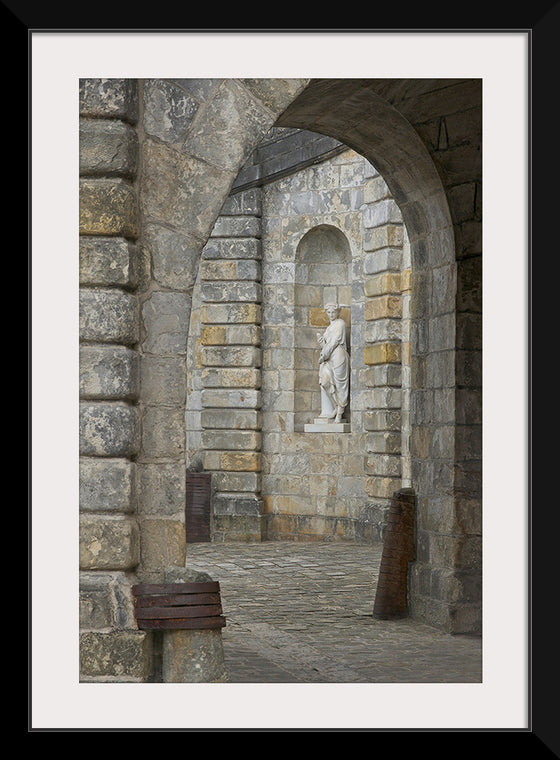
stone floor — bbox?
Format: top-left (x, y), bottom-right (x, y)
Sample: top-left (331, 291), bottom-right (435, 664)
top-left (184, 540), bottom-right (482, 684)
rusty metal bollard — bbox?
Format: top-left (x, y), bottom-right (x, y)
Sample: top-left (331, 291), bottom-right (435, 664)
top-left (373, 488), bottom-right (416, 620)
top-left (185, 472), bottom-right (212, 543)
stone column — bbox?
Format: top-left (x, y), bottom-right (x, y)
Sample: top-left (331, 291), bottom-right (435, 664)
top-left (160, 568), bottom-right (227, 683)
top-left (199, 189), bottom-right (263, 541)
top-left (361, 192), bottom-right (405, 515)
top-left (78, 79), bottom-right (150, 681)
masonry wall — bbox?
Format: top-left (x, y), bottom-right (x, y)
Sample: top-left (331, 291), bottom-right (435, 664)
top-left (77, 79), bottom-right (482, 683)
top-left (186, 146), bottom-right (413, 544)
top-left (79, 79), bottom-right (150, 681)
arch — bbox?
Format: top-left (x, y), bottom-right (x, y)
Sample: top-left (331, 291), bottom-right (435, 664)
top-left (297, 223), bottom-right (352, 262)
top-left (138, 77), bottom-right (481, 634)
top-left (276, 80), bottom-right (477, 633)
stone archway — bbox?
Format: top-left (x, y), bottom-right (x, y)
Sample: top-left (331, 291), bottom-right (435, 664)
top-left (275, 79), bottom-right (482, 633)
top-left (79, 76), bottom-right (481, 681)
top-left (276, 80), bottom-right (478, 633)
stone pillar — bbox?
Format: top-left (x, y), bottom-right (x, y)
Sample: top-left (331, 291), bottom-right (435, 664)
top-left (408, 180), bottom-right (481, 634)
top-left (78, 79), bottom-right (150, 681)
top-left (362, 192), bottom-right (404, 517)
top-left (159, 568), bottom-right (228, 683)
top-left (199, 189), bottom-right (263, 541)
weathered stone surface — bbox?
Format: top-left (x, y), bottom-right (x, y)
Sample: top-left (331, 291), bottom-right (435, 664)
top-left (364, 271), bottom-right (402, 297)
top-left (137, 462), bottom-right (186, 516)
top-left (454, 424), bottom-right (481, 461)
top-left (79, 402), bottom-right (140, 457)
top-left (364, 295), bottom-right (402, 321)
top-left (456, 255), bottom-right (482, 312)
top-left (137, 518), bottom-right (186, 575)
top-left (168, 78), bottom-right (220, 104)
top-left (201, 430), bottom-right (261, 451)
top-left (79, 288), bottom-right (139, 345)
top-left (182, 79), bottom-right (274, 173)
top-left (200, 280), bottom-right (261, 304)
top-left (219, 188), bottom-right (261, 216)
top-left (363, 342), bottom-right (401, 365)
top-left (141, 138), bottom-right (234, 239)
top-left (363, 199), bottom-right (402, 228)
top-left (80, 118), bottom-right (138, 177)
top-left (201, 409), bottom-right (261, 430)
top-left (79, 515), bottom-right (140, 570)
top-left (365, 476), bottom-right (402, 499)
top-left (80, 631), bottom-right (150, 681)
top-left (80, 178), bottom-right (139, 238)
top-left (201, 367), bottom-right (261, 389)
top-left (202, 236), bottom-right (261, 260)
top-left (363, 248), bottom-right (402, 273)
top-left (365, 453), bottom-right (401, 477)
top-left (216, 451), bottom-right (261, 472)
top-left (79, 237), bottom-right (138, 288)
top-left (365, 318), bottom-right (402, 343)
top-left (423, 532), bottom-right (482, 571)
top-left (141, 291), bottom-right (191, 355)
top-left (364, 175), bottom-right (391, 203)
top-left (143, 79), bottom-right (199, 144)
top-left (428, 314), bottom-right (455, 352)
top-left (210, 215), bottom-right (261, 239)
top-left (213, 494), bottom-right (262, 516)
top-left (455, 388), bottom-right (482, 425)
top-left (456, 312), bottom-right (482, 351)
top-left (360, 363), bottom-right (402, 388)
top-left (80, 345), bottom-right (139, 400)
top-left (80, 458), bottom-right (136, 513)
top-left (201, 389), bottom-right (261, 409)
top-left (141, 406), bottom-right (186, 458)
top-left (140, 356), bottom-right (187, 406)
top-left (144, 222), bottom-right (201, 291)
top-left (157, 566), bottom-right (228, 683)
top-left (239, 78), bottom-right (309, 115)
top-left (365, 431), bottom-right (402, 454)
top-left (202, 324), bottom-right (260, 347)
top-left (162, 628), bottom-right (227, 683)
top-left (201, 258), bottom-right (261, 281)
top-left (80, 79), bottom-right (138, 123)
top-left (365, 387), bottom-right (402, 410)
top-left (201, 302), bottom-right (261, 324)
top-left (79, 576), bottom-right (115, 629)
top-left (201, 345), bottom-right (261, 368)
top-left (455, 349), bottom-right (482, 388)
top-left (213, 513), bottom-right (262, 541)
top-left (211, 471), bottom-right (261, 493)
top-left (200, 325), bottom-right (226, 346)
top-left (79, 571), bottom-right (136, 629)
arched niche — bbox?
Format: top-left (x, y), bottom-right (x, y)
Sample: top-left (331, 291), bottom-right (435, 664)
top-left (294, 224), bottom-right (352, 429)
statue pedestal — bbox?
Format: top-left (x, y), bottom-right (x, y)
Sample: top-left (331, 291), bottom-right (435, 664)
top-left (304, 418), bottom-right (351, 433)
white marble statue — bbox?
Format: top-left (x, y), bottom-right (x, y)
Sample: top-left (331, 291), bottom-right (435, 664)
top-left (316, 303), bottom-right (350, 423)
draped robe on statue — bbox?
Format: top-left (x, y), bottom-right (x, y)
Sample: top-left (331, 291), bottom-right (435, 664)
top-left (318, 317), bottom-right (350, 420)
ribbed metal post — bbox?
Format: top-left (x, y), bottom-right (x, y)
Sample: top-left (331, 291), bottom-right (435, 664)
top-left (185, 472), bottom-right (212, 543)
top-left (373, 488), bottom-right (416, 619)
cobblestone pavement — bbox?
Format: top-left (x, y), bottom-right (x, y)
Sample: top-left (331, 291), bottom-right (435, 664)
top-left (185, 540), bottom-right (482, 684)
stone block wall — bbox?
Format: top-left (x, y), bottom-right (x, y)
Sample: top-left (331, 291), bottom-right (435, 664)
top-left (398, 83), bottom-right (482, 633)
top-left (260, 150), bottom-right (411, 542)
top-left (75, 78), bottom-right (482, 653)
top-left (197, 189), bottom-right (264, 541)
top-left (78, 79), bottom-right (150, 681)
top-left (185, 147), bottom-right (412, 543)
